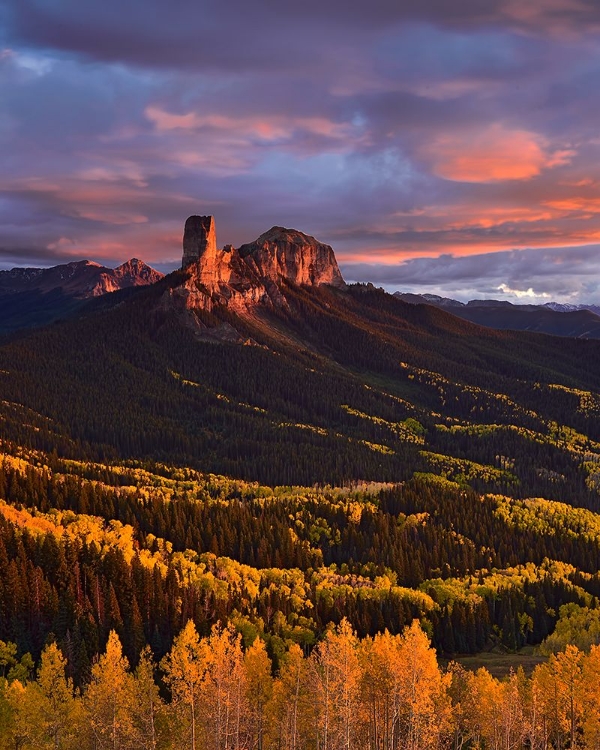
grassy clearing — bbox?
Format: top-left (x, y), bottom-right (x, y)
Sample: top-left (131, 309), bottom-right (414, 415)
top-left (450, 648), bottom-right (547, 679)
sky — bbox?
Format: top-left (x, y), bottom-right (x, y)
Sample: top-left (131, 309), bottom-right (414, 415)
top-left (3, 1), bottom-right (600, 302)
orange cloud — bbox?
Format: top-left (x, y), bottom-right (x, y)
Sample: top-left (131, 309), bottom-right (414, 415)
top-left (144, 106), bottom-right (354, 143)
top-left (427, 124), bottom-right (574, 183)
top-left (501, 0), bottom-right (600, 36)
top-left (445, 206), bottom-right (555, 229)
top-left (544, 196), bottom-right (600, 213)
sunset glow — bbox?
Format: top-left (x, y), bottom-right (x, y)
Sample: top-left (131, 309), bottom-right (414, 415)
top-left (3, 0), bottom-right (600, 301)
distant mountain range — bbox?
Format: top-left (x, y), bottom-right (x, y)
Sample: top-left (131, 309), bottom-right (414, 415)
top-left (394, 292), bottom-right (600, 339)
top-left (0, 258), bottom-right (163, 297)
top-left (0, 258), bottom-right (163, 334)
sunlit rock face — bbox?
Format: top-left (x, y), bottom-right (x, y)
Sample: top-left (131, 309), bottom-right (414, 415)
top-left (94, 259), bottom-right (163, 295)
top-left (175, 216), bottom-right (346, 315)
top-left (238, 226), bottom-right (346, 289)
top-left (182, 216), bottom-right (218, 270)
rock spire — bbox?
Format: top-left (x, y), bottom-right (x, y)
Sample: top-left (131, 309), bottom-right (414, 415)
top-left (182, 215), bottom-right (217, 269)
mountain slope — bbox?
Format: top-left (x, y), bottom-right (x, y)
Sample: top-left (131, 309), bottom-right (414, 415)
top-left (0, 258), bottom-right (163, 297)
top-left (2, 267), bottom-right (600, 498)
top-left (395, 291), bottom-right (600, 339)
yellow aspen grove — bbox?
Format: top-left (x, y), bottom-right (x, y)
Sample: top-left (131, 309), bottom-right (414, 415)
top-left (581, 644), bottom-right (600, 748)
top-left (243, 637), bottom-right (273, 750)
top-left (310, 618), bottom-right (363, 750)
top-left (16, 619), bottom-right (600, 749)
top-left (161, 619), bottom-right (204, 750)
top-left (84, 630), bottom-right (137, 750)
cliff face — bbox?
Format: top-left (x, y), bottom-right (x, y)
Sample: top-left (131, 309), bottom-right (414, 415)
top-left (173, 216), bottom-right (345, 315)
top-left (237, 226), bottom-right (345, 289)
top-left (182, 216), bottom-right (217, 270)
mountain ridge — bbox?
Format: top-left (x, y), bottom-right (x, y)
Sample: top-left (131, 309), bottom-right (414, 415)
top-left (0, 257), bottom-right (163, 298)
top-left (395, 291), bottom-right (600, 339)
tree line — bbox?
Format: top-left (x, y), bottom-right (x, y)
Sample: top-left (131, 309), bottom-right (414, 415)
top-left (2, 617), bottom-right (600, 749)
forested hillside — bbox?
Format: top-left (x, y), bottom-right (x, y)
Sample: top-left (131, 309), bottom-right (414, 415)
top-left (2, 276), bottom-right (600, 747)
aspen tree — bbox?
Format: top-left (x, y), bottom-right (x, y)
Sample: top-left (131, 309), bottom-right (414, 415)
top-left (360, 630), bottom-right (402, 750)
top-left (132, 646), bottom-right (163, 750)
top-left (552, 645), bottom-right (583, 749)
top-left (270, 643), bottom-right (314, 750)
top-left (198, 623), bottom-right (248, 750)
top-left (32, 642), bottom-right (81, 750)
top-left (310, 619), bottom-right (362, 750)
top-left (244, 638), bottom-right (273, 750)
top-left (581, 644), bottom-right (600, 749)
top-left (85, 630), bottom-right (137, 750)
top-left (161, 619), bottom-right (204, 750)
top-left (396, 620), bottom-right (452, 750)
top-left (5, 681), bottom-right (35, 749)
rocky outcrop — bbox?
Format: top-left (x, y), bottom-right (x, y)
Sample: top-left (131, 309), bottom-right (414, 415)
top-left (237, 226), bottom-right (345, 288)
top-left (176, 216), bottom-right (345, 315)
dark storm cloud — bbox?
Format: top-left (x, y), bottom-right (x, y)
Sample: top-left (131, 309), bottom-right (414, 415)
top-left (3, 0), bottom-right (600, 301)
top-left (5, 0), bottom-right (600, 72)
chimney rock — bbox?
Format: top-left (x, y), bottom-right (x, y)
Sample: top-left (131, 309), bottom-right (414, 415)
top-left (182, 215), bottom-right (217, 269)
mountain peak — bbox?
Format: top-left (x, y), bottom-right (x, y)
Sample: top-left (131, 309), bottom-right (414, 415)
top-left (0, 257), bottom-right (163, 299)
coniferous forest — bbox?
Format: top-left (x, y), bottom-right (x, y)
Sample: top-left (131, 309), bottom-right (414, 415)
top-left (2, 277), bottom-right (600, 747)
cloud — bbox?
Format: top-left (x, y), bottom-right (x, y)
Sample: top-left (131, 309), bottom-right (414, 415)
top-left (1, 0), bottom-right (600, 309)
top-left (341, 244), bottom-right (600, 303)
top-left (426, 124), bottom-right (574, 182)
top-left (497, 283), bottom-right (550, 298)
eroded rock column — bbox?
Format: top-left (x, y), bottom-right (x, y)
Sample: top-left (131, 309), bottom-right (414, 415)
top-left (182, 215), bottom-right (217, 269)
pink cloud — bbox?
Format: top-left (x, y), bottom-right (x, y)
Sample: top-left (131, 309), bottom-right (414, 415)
top-left (426, 124), bottom-right (575, 183)
top-left (144, 106), bottom-right (356, 143)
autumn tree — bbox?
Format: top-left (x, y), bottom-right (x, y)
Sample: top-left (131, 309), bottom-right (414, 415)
top-left (244, 637), bottom-right (273, 750)
top-left (131, 646), bottom-right (164, 750)
top-left (309, 618), bottom-right (363, 750)
top-left (31, 642), bottom-right (81, 750)
top-left (392, 620), bottom-right (451, 750)
top-left (269, 642), bottom-right (314, 750)
top-left (84, 630), bottom-right (137, 750)
top-left (161, 619), bottom-right (204, 750)
top-left (198, 623), bottom-right (248, 750)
